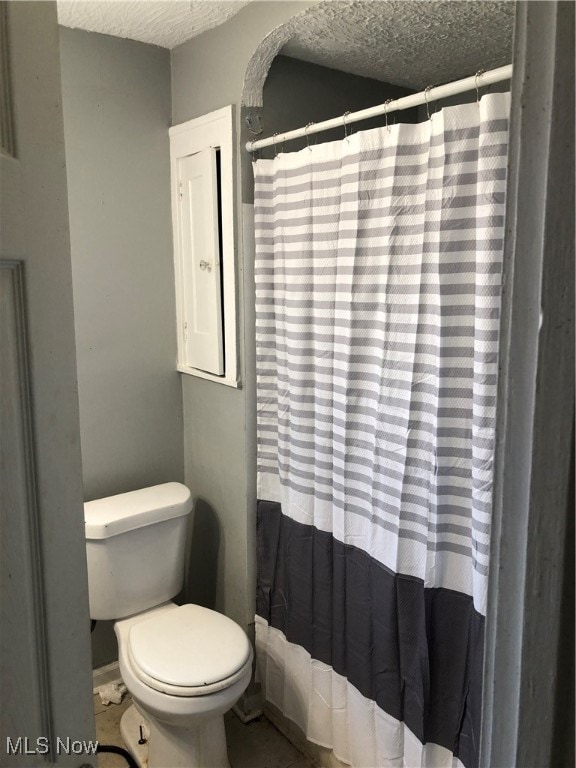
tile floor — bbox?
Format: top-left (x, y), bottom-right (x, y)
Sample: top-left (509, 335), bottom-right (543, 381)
top-left (94, 693), bottom-right (315, 768)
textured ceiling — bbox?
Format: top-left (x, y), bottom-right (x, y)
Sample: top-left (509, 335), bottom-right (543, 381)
top-left (282, 1), bottom-right (515, 89)
top-left (57, 0), bottom-right (514, 90)
top-left (57, 1), bottom-right (251, 49)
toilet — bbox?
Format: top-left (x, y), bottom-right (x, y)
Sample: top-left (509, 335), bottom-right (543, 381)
top-left (84, 482), bottom-right (253, 768)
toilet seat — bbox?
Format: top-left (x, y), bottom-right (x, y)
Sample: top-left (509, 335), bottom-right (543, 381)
top-left (127, 604), bottom-right (252, 697)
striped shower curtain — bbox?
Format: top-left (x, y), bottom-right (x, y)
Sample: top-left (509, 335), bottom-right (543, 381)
top-left (253, 92), bottom-right (510, 768)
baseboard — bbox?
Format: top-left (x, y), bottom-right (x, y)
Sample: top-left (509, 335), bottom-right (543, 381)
top-left (92, 661), bottom-right (122, 694)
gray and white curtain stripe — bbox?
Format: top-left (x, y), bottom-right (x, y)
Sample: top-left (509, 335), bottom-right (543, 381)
top-left (254, 92), bottom-right (510, 768)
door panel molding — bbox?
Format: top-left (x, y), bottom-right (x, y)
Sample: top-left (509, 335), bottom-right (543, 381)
top-left (0, 260), bottom-right (53, 760)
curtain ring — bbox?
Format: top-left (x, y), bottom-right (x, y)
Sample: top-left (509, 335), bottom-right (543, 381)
top-left (305, 122), bottom-right (315, 151)
top-left (384, 99), bottom-right (393, 132)
top-left (475, 69), bottom-right (486, 105)
top-left (343, 111), bottom-right (351, 142)
top-left (424, 85), bottom-right (434, 121)
top-left (272, 133), bottom-right (279, 158)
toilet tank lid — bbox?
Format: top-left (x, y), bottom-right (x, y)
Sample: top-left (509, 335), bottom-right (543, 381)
top-left (85, 483), bottom-right (192, 539)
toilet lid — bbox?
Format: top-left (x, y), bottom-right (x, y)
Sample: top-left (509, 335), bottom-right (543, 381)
top-left (128, 605), bottom-right (252, 690)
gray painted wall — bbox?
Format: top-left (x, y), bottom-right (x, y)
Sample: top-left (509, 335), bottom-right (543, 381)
top-left (171, 5), bottom-right (408, 637)
top-left (170, 2), bottom-right (317, 126)
top-left (59, 27), bottom-right (183, 666)
top-left (171, 2), bottom-right (320, 635)
top-left (60, 28), bottom-right (182, 503)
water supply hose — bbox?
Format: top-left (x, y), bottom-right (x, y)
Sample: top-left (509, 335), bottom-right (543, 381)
top-left (96, 744), bottom-right (138, 768)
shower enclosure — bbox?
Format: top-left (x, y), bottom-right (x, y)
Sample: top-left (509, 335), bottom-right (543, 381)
top-left (253, 90), bottom-right (511, 768)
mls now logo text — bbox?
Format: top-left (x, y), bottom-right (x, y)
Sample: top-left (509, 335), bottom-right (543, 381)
top-left (6, 736), bottom-right (99, 756)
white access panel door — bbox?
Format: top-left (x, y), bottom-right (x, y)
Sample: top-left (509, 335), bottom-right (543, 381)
top-left (177, 149), bottom-right (224, 375)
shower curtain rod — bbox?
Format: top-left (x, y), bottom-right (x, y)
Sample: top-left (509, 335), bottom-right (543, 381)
top-left (246, 64), bottom-right (512, 153)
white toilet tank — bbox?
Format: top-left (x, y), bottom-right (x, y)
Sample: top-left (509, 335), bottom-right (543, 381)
top-left (85, 483), bottom-right (192, 620)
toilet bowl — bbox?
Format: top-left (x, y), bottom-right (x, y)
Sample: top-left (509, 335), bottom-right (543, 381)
top-left (84, 483), bottom-right (253, 768)
top-left (115, 603), bottom-right (253, 768)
